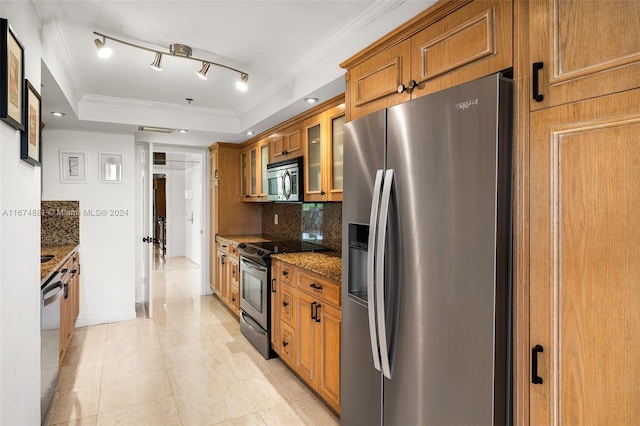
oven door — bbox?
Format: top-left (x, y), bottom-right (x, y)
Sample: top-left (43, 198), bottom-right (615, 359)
top-left (240, 256), bottom-right (269, 329)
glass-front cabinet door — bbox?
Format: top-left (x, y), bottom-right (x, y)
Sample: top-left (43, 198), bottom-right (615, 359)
top-left (240, 150), bottom-right (248, 198)
top-left (327, 105), bottom-right (345, 201)
top-left (305, 118), bottom-right (324, 202)
top-left (241, 140), bottom-right (269, 202)
top-left (260, 143), bottom-right (269, 197)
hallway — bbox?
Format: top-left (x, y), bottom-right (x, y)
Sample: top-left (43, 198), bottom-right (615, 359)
top-left (44, 257), bottom-right (339, 425)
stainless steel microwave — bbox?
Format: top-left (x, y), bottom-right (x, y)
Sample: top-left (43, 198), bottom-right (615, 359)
top-left (266, 156), bottom-right (303, 202)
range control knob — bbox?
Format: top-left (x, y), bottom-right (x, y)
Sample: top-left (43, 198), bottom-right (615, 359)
top-left (238, 243), bottom-right (247, 249)
top-left (257, 250), bottom-right (265, 256)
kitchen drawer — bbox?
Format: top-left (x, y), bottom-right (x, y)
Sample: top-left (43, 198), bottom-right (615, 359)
top-left (217, 239), bottom-right (233, 255)
top-left (297, 270), bottom-right (340, 308)
top-left (280, 283), bottom-right (295, 326)
top-left (279, 320), bottom-right (295, 366)
top-left (279, 263), bottom-right (295, 286)
top-left (230, 284), bottom-right (240, 312)
top-left (229, 261), bottom-right (239, 285)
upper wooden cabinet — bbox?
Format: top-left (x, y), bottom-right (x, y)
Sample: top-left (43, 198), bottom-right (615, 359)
top-left (304, 104), bottom-right (346, 202)
top-left (269, 125), bottom-right (302, 163)
top-left (240, 139), bottom-right (269, 202)
top-left (342, 0), bottom-right (512, 121)
top-left (529, 0), bottom-right (640, 111)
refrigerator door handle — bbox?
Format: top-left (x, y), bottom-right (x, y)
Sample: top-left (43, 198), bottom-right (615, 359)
top-left (367, 169), bottom-right (384, 372)
top-left (376, 169), bottom-right (394, 379)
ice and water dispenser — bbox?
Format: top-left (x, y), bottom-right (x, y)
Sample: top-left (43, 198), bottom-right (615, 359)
top-left (348, 223), bottom-right (369, 303)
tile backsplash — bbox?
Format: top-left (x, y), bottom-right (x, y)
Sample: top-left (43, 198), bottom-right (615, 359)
top-left (262, 202), bottom-right (342, 252)
top-left (41, 201), bottom-right (80, 246)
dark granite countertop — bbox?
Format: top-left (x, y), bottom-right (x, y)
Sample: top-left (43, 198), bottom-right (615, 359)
top-left (271, 251), bottom-right (342, 282)
top-left (41, 244), bottom-right (79, 284)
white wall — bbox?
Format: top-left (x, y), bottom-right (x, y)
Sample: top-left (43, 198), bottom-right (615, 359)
top-left (0, 3), bottom-right (45, 424)
top-left (165, 169), bottom-right (186, 258)
top-left (42, 130), bottom-right (136, 327)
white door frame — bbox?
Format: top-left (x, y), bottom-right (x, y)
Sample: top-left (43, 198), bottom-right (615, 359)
top-left (148, 143), bottom-right (211, 296)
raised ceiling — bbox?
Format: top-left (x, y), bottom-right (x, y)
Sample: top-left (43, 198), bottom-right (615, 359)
top-left (34, 0), bottom-right (434, 146)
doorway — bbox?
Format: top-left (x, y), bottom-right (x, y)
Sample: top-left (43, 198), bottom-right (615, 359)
top-left (136, 143), bottom-right (211, 313)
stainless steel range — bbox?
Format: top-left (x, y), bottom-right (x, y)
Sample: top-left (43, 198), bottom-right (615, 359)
top-left (238, 240), bottom-right (327, 359)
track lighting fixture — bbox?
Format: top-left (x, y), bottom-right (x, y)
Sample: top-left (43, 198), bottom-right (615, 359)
top-left (93, 31), bottom-right (249, 91)
top-left (150, 52), bottom-right (163, 71)
top-left (236, 73), bottom-right (249, 92)
top-left (197, 62), bottom-right (211, 80)
top-left (94, 36), bottom-right (113, 59)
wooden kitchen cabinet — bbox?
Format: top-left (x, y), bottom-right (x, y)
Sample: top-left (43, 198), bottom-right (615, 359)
top-left (209, 143), bottom-right (261, 294)
top-left (240, 140), bottom-right (269, 202)
top-left (59, 251), bottom-right (80, 365)
top-left (528, 0), bottom-right (640, 111)
top-left (342, 0), bottom-right (512, 121)
top-left (271, 260), bottom-right (341, 414)
top-left (270, 260), bottom-right (281, 350)
top-left (304, 105), bottom-right (346, 202)
top-left (269, 125), bottom-right (302, 163)
top-left (215, 238), bottom-right (241, 316)
top-left (528, 88), bottom-right (640, 425)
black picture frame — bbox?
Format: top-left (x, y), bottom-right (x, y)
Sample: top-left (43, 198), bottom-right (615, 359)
top-left (21, 79), bottom-right (41, 166)
top-left (0, 18), bottom-right (25, 131)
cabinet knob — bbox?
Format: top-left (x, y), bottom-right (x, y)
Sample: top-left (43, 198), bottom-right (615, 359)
top-left (397, 80), bottom-right (417, 93)
top-left (282, 341), bottom-right (289, 348)
top-left (282, 301), bottom-right (289, 307)
top-left (282, 270), bottom-right (288, 277)
top-left (320, 190), bottom-right (326, 196)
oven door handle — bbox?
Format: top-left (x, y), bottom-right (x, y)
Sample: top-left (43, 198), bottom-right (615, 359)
top-left (241, 258), bottom-right (267, 272)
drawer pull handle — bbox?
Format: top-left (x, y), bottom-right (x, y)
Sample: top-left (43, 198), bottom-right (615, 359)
top-left (532, 62), bottom-right (544, 102)
top-left (532, 344), bottom-right (544, 384)
top-left (311, 301), bottom-right (317, 320)
top-left (310, 283), bottom-right (323, 291)
top-left (271, 278), bottom-right (277, 293)
top-left (314, 304), bottom-right (321, 323)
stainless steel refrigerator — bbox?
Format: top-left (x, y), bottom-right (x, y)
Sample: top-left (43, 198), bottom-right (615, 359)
top-left (341, 73), bottom-right (512, 425)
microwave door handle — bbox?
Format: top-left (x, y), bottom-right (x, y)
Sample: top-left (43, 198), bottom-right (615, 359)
top-left (282, 170), bottom-right (291, 200)
top-left (377, 169), bottom-right (394, 379)
top-left (367, 169), bottom-right (384, 372)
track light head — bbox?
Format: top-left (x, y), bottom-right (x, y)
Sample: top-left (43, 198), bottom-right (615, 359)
top-left (150, 52), bottom-right (163, 71)
top-left (236, 73), bottom-right (249, 92)
top-left (94, 37), bottom-right (113, 59)
top-left (197, 62), bottom-right (211, 80)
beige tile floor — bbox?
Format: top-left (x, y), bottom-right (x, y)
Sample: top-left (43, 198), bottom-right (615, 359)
top-left (45, 256), bottom-right (339, 426)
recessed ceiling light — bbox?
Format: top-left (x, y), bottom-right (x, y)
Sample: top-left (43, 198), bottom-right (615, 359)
top-left (305, 97), bottom-right (318, 104)
top-left (246, 131), bottom-right (254, 136)
top-left (51, 112), bottom-right (65, 117)
top-left (178, 129), bottom-right (188, 134)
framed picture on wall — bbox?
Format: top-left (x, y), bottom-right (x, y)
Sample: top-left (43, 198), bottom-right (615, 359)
top-left (0, 18), bottom-right (25, 130)
top-left (20, 80), bottom-right (41, 166)
top-left (60, 151), bottom-right (87, 183)
top-left (99, 152), bottom-right (124, 183)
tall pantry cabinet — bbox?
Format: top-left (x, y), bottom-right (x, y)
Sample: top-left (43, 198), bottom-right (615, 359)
top-left (524, 1), bottom-right (640, 424)
top-left (208, 143), bottom-right (261, 293)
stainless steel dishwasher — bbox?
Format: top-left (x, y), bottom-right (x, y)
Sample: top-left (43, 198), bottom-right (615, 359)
top-left (41, 271), bottom-right (63, 422)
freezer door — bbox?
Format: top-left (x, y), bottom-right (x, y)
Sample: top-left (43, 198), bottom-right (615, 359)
top-left (383, 74), bottom-right (511, 425)
top-left (341, 110), bottom-right (385, 426)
